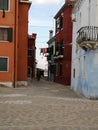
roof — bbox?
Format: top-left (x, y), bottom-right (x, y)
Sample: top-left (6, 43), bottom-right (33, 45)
top-left (19, 0), bottom-right (32, 4)
top-left (19, 0), bottom-right (32, 8)
top-left (28, 33), bottom-right (37, 40)
top-left (54, 0), bottom-right (75, 19)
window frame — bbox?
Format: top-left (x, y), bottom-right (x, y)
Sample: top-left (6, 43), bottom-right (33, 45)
top-left (59, 40), bottom-right (64, 55)
top-left (0, 27), bottom-right (12, 42)
top-left (0, 57), bottom-right (9, 72)
top-left (56, 14), bottom-right (64, 33)
top-left (56, 18), bottom-right (60, 33)
top-left (60, 15), bottom-right (63, 29)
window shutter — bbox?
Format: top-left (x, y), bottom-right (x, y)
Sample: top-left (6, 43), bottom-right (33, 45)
top-left (0, 0), bottom-right (9, 10)
top-left (4, 0), bottom-right (9, 10)
top-left (7, 28), bottom-right (12, 42)
top-left (0, 58), bottom-right (8, 71)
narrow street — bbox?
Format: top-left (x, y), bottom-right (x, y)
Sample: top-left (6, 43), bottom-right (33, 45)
top-left (0, 79), bottom-right (98, 130)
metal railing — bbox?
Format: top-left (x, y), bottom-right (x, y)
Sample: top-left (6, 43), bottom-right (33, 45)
top-left (76, 26), bottom-right (98, 44)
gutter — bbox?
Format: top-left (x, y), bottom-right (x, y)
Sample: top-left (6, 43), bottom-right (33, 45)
top-left (13, 0), bottom-right (17, 88)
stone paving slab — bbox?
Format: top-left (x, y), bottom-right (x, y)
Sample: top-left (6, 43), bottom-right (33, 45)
top-left (0, 79), bottom-right (97, 130)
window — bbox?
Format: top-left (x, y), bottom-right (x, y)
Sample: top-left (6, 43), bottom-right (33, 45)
top-left (0, 27), bottom-right (12, 42)
top-left (73, 68), bottom-right (75, 78)
top-left (55, 43), bottom-right (59, 55)
top-left (83, 56), bottom-right (86, 79)
top-left (28, 49), bottom-right (33, 57)
top-left (56, 18), bottom-right (60, 31)
top-left (0, 57), bottom-right (8, 71)
top-left (59, 40), bottom-right (64, 55)
top-left (60, 63), bottom-right (62, 76)
top-left (60, 16), bottom-right (63, 29)
top-left (0, 0), bottom-right (9, 11)
top-left (56, 15), bottom-right (63, 32)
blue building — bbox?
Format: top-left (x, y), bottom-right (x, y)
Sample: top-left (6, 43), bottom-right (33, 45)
top-left (71, 0), bottom-right (98, 98)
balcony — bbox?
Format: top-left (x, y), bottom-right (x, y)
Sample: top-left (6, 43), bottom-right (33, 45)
top-left (53, 43), bottom-right (64, 59)
top-left (76, 26), bottom-right (98, 50)
top-left (53, 51), bottom-right (64, 59)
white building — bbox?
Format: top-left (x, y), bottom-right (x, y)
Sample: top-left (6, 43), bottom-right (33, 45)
top-left (71, 0), bottom-right (98, 98)
top-left (47, 30), bottom-right (55, 81)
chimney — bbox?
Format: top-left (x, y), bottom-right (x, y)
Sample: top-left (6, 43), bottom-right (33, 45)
top-left (49, 30), bottom-right (53, 39)
top-left (32, 33), bottom-right (37, 39)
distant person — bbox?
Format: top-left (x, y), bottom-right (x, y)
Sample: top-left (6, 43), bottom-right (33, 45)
top-left (36, 71), bottom-right (40, 81)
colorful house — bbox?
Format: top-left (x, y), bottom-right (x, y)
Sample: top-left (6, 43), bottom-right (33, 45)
top-left (71, 0), bottom-right (98, 98)
top-left (0, 0), bottom-right (32, 87)
top-left (28, 33), bottom-right (37, 79)
top-left (54, 0), bottom-right (75, 85)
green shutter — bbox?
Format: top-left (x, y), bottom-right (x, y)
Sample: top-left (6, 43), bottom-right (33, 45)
top-left (0, 0), bottom-right (9, 10)
top-left (4, 0), bottom-right (9, 10)
top-left (0, 0), bottom-right (3, 10)
top-left (8, 28), bottom-right (12, 42)
top-left (0, 58), bottom-right (8, 71)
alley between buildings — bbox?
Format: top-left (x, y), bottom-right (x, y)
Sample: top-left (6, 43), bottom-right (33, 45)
top-left (0, 79), bottom-right (98, 130)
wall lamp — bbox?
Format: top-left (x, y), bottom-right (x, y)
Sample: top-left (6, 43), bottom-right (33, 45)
top-left (2, 9), bottom-right (5, 18)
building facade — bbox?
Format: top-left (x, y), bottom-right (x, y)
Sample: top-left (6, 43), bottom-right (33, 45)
top-left (28, 33), bottom-right (37, 79)
top-left (0, 0), bottom-right (31, 87)
top-left (71, 0), bottom-right (98, 98)
top-left (47, 30), bottom-right (55, 81)
top-left (54, 0), bottom-right (75, 85)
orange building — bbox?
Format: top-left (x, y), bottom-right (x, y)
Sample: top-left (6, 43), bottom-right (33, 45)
top-left (0, 0), bottom-right (32, 87)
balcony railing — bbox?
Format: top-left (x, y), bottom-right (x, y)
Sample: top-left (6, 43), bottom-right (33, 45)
top-left (76, 26), bottom-right (98, 50)
top-left (53, 51), bottom-right (64, 59)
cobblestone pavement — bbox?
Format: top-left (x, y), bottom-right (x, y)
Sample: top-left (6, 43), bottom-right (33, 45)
top-left (0, 79), bottom-right (98, 130)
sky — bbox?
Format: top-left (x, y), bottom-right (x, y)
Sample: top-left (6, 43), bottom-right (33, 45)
top-left (28, 0), bottom-right (65, 70)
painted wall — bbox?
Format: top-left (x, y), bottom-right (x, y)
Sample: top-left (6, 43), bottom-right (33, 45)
top-left (0, 0), bottom-right (31, 87)
top-left (17, 3), bottom-right (30, 81)
top-left (0, 0), bottom-right (17, 82)
top-left (71, 0), bottom-right (98, 98)
top-left (54, 4), bottom-right (73, 85)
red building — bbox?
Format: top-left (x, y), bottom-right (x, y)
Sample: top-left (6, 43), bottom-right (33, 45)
top-left (0, 0), bottom-right (31, 87)
top-left (54, 0), bottom-right (75, 85)
top-left (28, 34), bottom-right (37, 79)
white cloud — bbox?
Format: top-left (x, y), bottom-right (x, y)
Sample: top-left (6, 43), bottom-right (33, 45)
top-left (29, 17), bottom-right (52, 27)
top-left (33, 0), bottom-right (61, 5)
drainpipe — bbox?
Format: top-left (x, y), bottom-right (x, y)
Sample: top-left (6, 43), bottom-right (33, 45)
top-left (96, 0), bottom-right (98, 25)
top-left (13, 0), bottom-right (17, 88)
